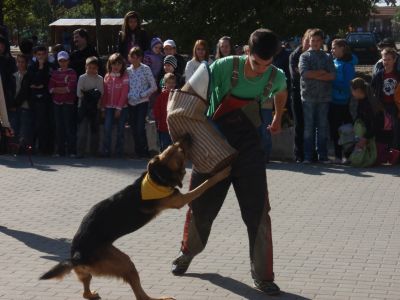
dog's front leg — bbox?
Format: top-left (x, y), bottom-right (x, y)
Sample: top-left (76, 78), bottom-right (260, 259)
top-left (163, 166), bottom-right (231, 209)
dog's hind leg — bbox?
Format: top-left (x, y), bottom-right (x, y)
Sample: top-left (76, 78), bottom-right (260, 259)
top-left (74, 267), bottom-right (101, 300)
top-left (95, 245), bottom-right (175, 300)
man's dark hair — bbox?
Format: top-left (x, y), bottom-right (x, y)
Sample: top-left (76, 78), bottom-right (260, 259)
top-left (309, 28), bottom-right (324, 40)
top-left (35, 45), bottom-right (47, 53)
top-left (248, 29), bottom-right (280, 60)
top-left (73, 28), bottom-right (90, 42)
top-left (129, 46), bottom-right (143, 58)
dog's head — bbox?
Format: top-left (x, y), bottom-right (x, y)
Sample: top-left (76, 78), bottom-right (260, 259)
top-left (147, 134), bottom-right (192, 188)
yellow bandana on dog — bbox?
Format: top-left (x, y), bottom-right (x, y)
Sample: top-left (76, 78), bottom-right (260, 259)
top-left (141, 173), bottom-right (175, 200)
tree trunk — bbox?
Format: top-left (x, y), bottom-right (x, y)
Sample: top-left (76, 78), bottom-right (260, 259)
top-left (91, 0), bottom-right (101, 54)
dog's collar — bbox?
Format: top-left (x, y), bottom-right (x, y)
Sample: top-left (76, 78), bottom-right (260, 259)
top-left (141, 173), bottom-right (175, 200)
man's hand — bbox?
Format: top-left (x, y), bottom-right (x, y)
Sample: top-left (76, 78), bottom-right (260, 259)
top-left (267, 115), bottom-right (282, 135)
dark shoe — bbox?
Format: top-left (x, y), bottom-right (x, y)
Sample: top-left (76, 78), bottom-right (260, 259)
top-left (253, 279), bottom-right (281, 295)
top-left (171, 251), bottom-right (193, 276)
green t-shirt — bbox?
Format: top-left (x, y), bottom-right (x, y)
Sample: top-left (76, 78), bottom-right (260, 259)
top-left (207, 55), bottom-right (287, 117)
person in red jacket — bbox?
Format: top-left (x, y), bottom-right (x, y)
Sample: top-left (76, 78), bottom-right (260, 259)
top-left (153, 73), bottom-right (176, 151)
top-left (49, 51), bottom-right (78, 157)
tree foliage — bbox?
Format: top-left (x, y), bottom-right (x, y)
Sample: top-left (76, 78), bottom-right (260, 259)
top-left (1, 0), bottom-right (397, 51)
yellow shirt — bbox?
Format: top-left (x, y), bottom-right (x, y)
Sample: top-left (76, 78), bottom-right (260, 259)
top-left (141, 173), bottom-right (175, 200)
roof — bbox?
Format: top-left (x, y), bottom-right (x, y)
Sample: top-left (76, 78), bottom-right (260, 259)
top-left (49, 18), bottom-right (148, 27)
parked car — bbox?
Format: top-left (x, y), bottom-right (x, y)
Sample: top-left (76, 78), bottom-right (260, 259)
top-left (346, 32), bottom-right (379, 64)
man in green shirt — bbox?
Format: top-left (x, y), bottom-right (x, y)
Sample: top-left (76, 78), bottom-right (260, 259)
top-left (172, 29), bottom-right (287, 295)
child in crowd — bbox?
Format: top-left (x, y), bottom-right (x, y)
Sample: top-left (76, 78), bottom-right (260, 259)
top-left (49, 51), bottom-right (78, 157)
top-left (13, 53), bottom-right (33, 152)
top-left (127, 46), bottom-right (157, 158)
top-left (350, 77), bottom-right (399, 166)
top-left (371, 47), bottom-right (400, 152)
top-left (143, 37), bottom-right (164, 81)
top-left (299, 28), bottom-right (336, 163)
top-left (153, 73), bottom-right (175, 151)
top-left (159, 55), bottom-right (183, 89)
top-left (100, 53), bottom-right (129, 157)
top-left (185, 39), bottom-right (212, 82)
top-left (329, 39), bottom-right (355, 164)
top-left (28, 45), bottom-right (55, 155)
top-left (76, 56), bottom-right (104, 158)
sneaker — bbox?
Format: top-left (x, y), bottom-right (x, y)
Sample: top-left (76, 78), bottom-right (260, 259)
top-left (253, 279), bottom-right (281, 295)
top-left (303, 159), bottom-right (312, 164)
top-left (171, 251), bottom-right (194, 276)
top-left (319, 158), bottom-right (331, 164)
top-left (342, 157), bottom-right (350, 165)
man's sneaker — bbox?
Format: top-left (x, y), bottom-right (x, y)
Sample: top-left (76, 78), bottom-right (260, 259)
top-left (171, 251), bottom-right (194, 276)
top-left (253, 279), bottom-right (281, 296)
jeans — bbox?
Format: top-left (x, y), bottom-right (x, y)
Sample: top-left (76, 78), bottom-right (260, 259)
top-left (303, 101), bottom-right (329, 161)
top-left (102, 107), bottom-right (127, 156)
top-left (18, 108), bottom-right (34, 150)
top-left (259, 108), bottom-right (273, 160)
top-left (54, 103), bottom-right (77, 155)
top-left (158, 131), bottom-right (172, 152)
top-left (128, 102), bottom-right (149, 157)
top-left (34, 99), bottom-right (55, 155)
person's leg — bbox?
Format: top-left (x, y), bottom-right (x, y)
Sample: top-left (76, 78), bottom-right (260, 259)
top-left (19, 108), bottom-right (34, 152)
top-left (158, 131), bottom-right (172, 152)
top-left (64, 104), bottom-right (77, 155)
top-left (89, 112), bottom-right (100, 156)
top-left (259, 108), bottom-right (273, 162)
top-left (115, 107), bottom-right (127, 156)
top-left (302, 101), bottom-right (316, 162)
top-left (102, 108), bottom-right (114, 156)
top-left (53, 104), bottom-right (65, 156)
top-left (316, 102), bottom-right (329, 161)
top-left (291, 89), bottom-right (304, 161)
top-left (172, 171), bottom-right (231, 275)
top-left (329, 103), bottom-right (342, 160)
top-left (134, 102), bottom-right (149, 157)
top-left (77, 117), bottom-right (89, 157)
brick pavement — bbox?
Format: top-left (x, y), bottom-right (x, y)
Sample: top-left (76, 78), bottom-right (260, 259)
top-left (0, 155), bottom-right (399, 300)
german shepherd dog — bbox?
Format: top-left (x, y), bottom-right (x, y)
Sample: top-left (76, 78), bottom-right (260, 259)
top-left (40, 135), bottom-right (230, 300)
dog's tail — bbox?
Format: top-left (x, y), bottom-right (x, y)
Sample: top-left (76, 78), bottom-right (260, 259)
top-left (39, 260), bottom-right (74, 280)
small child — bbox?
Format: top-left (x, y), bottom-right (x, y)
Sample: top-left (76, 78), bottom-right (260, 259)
top-left (153, 73), bottom-right (175, 151)
top-left (127, 47), bottom-right (157, 158)
top-left (49, 51), bottom-right (78, 157)
top-left (76, 56), bottom-right (104, 158)
top-left (143, 37), bottom-right (164, 81)
top-left (13, 53), bottom-right (33, 152)
top-left (350, 77), bottom-right (399, 166)
top-left (159, 55), bottom-right (183, 89)
top-left (100, 53), bottom-right (129, 157)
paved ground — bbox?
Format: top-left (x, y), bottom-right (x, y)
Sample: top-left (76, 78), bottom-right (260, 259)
top-left (0, 155), bottom-right (399, 300)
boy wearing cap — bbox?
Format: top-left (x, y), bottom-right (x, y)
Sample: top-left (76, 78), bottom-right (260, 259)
top-left (159, 55), bottom-right (183, 89)
top-left (163, 39), bottom-right (186, 77)
top-left (49, 51), bottom-right (78, 157)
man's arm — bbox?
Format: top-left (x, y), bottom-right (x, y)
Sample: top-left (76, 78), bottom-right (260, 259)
top-left (315, 72), bottom-right (335, 81)
top-left (268, 89), bottom-right (287, 134)
top-left (304, 70), bottom-right (327, 79)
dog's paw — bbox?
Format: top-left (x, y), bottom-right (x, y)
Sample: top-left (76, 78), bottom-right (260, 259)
top-left (83, 290), bottom-right (101, 299)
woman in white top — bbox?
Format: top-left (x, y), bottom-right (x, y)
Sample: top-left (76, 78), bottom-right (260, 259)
top-left (184, 39), bottom-right (213, 82)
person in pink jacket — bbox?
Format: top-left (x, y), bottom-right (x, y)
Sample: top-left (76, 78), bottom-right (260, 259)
top-left (49, 51), bottom-right (78, 157)
top-left (100, 53), bottom-right (129, 157)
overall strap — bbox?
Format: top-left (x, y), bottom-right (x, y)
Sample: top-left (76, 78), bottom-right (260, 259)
top-left (230, 56), bottom-right (240, 89)
top-left (262, 65), bottom-right (278, 99)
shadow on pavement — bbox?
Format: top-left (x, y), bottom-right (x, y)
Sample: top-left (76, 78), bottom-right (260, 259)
top-left (0, 226), bottom-right (70, 262)
top-left (0, 155), bottom-right (149, 172)
top-left (184, 273), bottom-right (311, 300)
top-left (268, 161), bottom-right (400, 177)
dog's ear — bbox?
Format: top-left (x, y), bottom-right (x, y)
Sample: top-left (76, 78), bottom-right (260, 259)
top-left (148, 156), bottom-right (183, 188)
